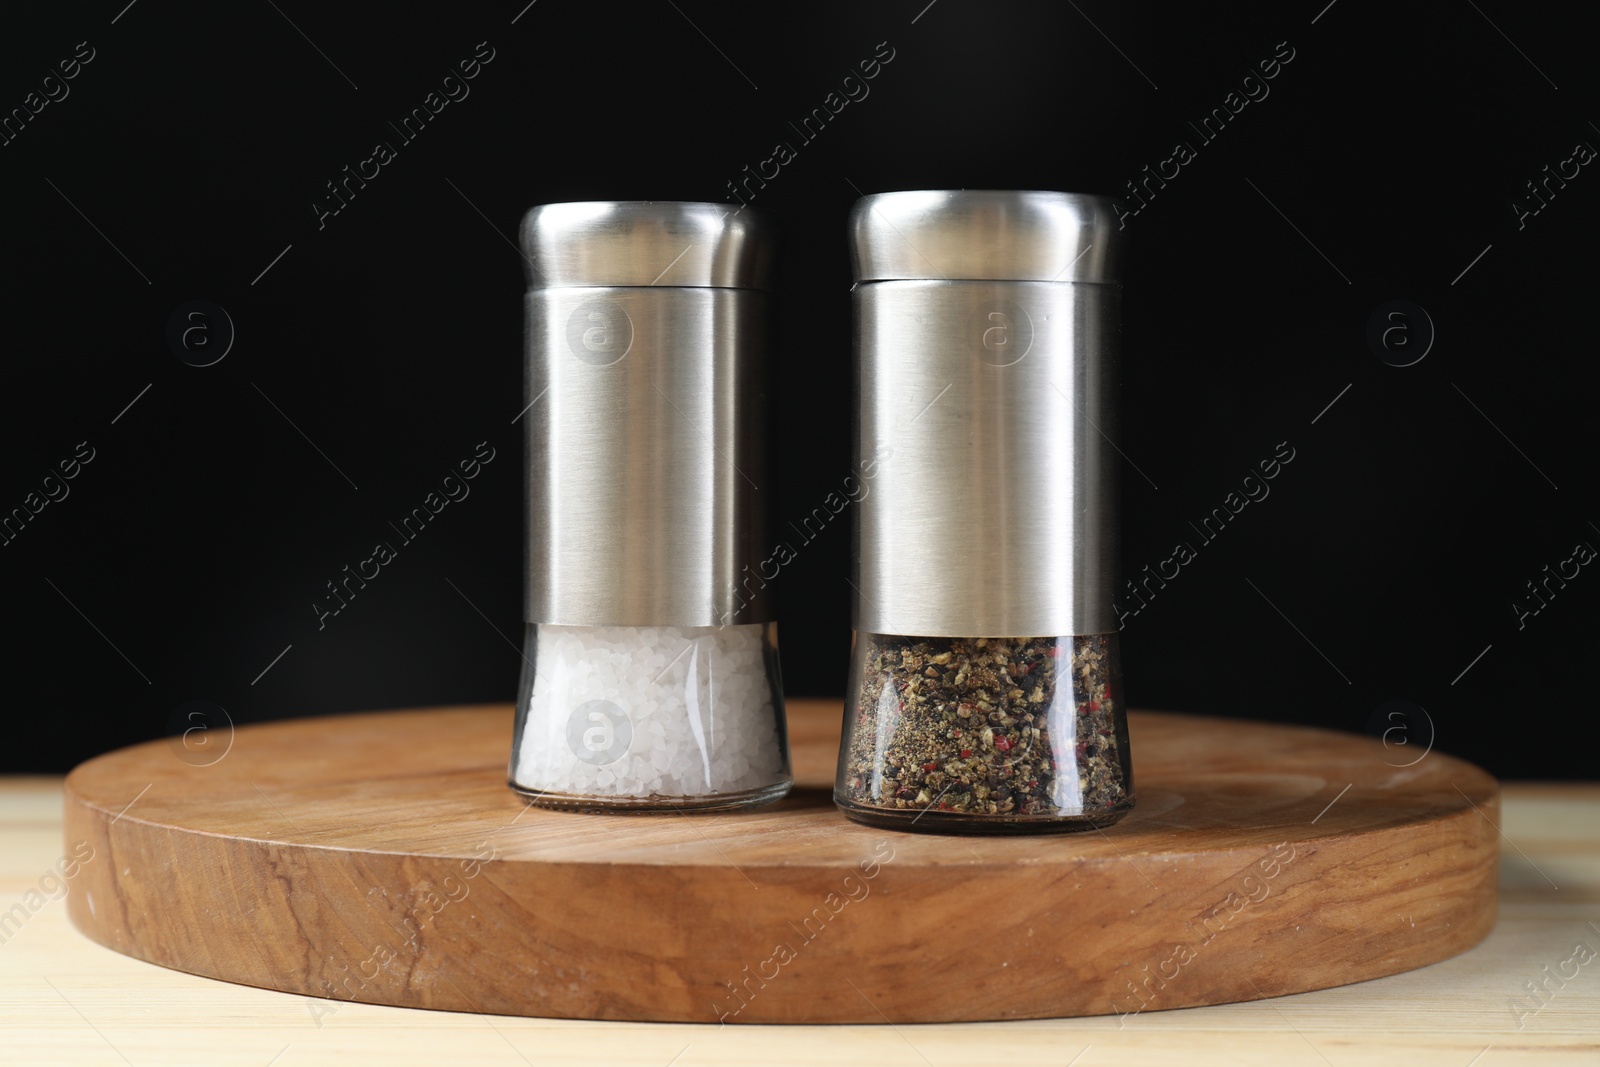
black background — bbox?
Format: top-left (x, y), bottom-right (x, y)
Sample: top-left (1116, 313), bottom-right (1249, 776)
top-left (2, 1), bottom-right (1594, 778)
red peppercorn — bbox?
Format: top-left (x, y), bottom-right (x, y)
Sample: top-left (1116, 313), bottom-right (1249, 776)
top-left (1087, 699), bottom-right (1100, 712)
top-left (995, 736), bottom-right (1013, 752)
top-left (960, 749), bottom-right (972, 759)
top-left (922, 761), bottom-right (939, 772)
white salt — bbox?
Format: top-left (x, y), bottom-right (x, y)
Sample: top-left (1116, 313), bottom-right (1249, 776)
top-left (511, 623), bottom-right (786, 801)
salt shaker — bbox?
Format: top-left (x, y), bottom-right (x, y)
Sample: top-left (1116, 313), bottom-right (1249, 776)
top-left (509, 202), bottom-right (791, 812)
top-left (835, 190), bottom-right (1135, 833)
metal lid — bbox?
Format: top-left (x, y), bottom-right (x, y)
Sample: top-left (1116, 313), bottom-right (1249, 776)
top-left (519, 201), bottom-right (777, 290)
top-left (849, 190), bottom-right (1122, 284)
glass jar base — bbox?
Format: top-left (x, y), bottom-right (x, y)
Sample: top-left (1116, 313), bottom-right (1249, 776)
top-left (833, 794), bottom-right (1135, 835)
top-left (509, 778), bottom-right (793, 814)
top-left (836, 632), bottom-right (1135, 837)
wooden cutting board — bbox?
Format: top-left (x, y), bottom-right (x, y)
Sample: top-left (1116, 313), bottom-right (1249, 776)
top-left (62, 700), bottom-right (1498, 1024)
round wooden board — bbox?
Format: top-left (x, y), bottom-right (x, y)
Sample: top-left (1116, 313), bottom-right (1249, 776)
top-left (63, 701), bottom-right (1499, 1024)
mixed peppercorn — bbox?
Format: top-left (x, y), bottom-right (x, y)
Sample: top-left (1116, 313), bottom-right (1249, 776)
top-left (838, 633), bottom-right (1131, 825)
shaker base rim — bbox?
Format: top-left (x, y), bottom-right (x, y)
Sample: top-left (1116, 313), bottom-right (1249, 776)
top-left (508, 778), bottom-right (793, 814)
top-left (832, 793), bottom-right (1135, 835)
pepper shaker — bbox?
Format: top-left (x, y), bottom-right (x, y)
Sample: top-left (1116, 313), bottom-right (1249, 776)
top-left (835, 190), bottom-right (1134, 833)
top-left (509, 201), bottom-right (791, 812)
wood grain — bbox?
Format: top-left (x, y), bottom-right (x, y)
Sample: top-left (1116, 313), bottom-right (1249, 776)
top-left (60, 700), bottom-right (1499, 1024)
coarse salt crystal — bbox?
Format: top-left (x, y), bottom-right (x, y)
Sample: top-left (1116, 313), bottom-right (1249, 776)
top-left (512, 622), bottom-right (785, 801)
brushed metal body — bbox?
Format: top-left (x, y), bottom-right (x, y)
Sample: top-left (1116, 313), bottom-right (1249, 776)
top-left (525, 287), bottom-right (770, 627)
top-left (521, 203), bottom-right (775, 628)
top-left (850, 191), bottom-right (1123, 638)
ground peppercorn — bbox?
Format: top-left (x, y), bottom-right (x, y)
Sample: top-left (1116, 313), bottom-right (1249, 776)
top-left (835, 633), bottom-right (1133, 832)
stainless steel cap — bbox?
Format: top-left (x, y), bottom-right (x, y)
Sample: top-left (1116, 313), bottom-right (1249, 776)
top-left (851, 190), bottom-right (1123, 638)
top-left (522, 201), bottom-right (775, 629)
top-left (850, 190), bottom-right (1122, 284)
top-left (520, 201), bottom-right (776, 289)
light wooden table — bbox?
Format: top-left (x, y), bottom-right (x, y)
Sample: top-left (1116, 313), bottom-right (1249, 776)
top-left (3, 775), bottom-right (1597, 1066)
